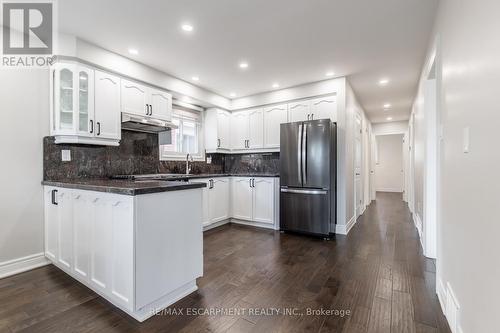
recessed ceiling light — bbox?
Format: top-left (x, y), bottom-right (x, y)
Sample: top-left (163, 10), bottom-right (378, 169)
top-left (387, 117), bottom-right (393, 121)
top-left (128, 48), bottom-right (138, 55)
top-left (272, 83), bottom-right (280, 89)
top-left (239, 62), bottom-right (249, 69)
top-left (383, 103), bottom-right (392, 109)
top-left (326, 71), bottom-right (335, 77)
top-left (181, 24), bottom-right (194, 32)
top-left (192, 76), bottom-right (199, 81)
top-left (229, 92), bottom-right (236, 98)
top-left (379, 78), bottom-right (389, 86)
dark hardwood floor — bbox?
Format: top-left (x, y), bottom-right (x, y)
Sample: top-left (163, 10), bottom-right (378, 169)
top-left (0, 192), bottom-right (450, 333)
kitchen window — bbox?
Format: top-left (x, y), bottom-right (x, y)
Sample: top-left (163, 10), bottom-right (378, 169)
top-left (159, 107), bottom-right (204, 161)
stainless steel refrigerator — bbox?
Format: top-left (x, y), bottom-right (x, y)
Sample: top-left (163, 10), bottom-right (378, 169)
top-left (280, 119), bottom-right (336, 237)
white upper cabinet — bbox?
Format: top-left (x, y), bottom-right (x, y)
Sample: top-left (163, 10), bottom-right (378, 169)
top-left (205, 108), bottom-right (231, 151)
top-left (230, 111), bottom-right (249, 150)
top-left (288, 100), bottom-right (311, 123)
top-left (51, 63), bottom-right (120, 146)
top-left (263, 103), bottom-right (288, 148)
top-left (310, 95), bottom-right (337, 121)
top-left (248, 108), bottom-right (264, 149)
top-left (230, 108), bottom-right (264, 150)
top-left (94, 71), bottom-right (121, 141)
top-left (121, 81), bottom-right (172, 121)
top-left (121, 79), bottom-right (148, 117)
top-left (150, 89), bottom-right (172, 121)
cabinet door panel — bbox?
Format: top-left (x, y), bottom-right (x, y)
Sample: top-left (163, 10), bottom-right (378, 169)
top-left (195, 179), bottom-right (211, 226)
top-left (264, 104), bottom-right (288, 148)
top-left (230, 111), bottom-right (249, 150)
top-left (95, 71), bottom-right (121, 140)
top-left (217, 111), bottom-right (231, 149)
top-left (121, 79), bottom-right (148, 116)
top-left (253, 178), bottom-right (275, 224)
top-left (44, 187), bottom-right (59, 261)
top-left (150, 89), bottom-right (172, 121)
top-left (310, 96), bottom-right (337, 121)
top-left (288, 100), bottom-right (310, 123)
top-left (231, 178), bottom-right (253, 220)
top-left (209, 178), bottom-right (230, 222)
top-left (110, 200), bottom-right (134, 310)
top-left (90, 196), bottom-right (112, 291)
top-left (76, 67), bottom-right (95, 137)
top-left (53, 64), bottom-right (77, 134)
top-left (73, 193), bottom-right (92, 280)
top-left (248, 109), bottom-right (264, 149)
top-left (57, 190), bottom-right (73, 269)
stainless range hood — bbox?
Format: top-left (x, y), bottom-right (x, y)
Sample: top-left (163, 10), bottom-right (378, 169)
top-left (121, 113), bottom-right (178, 133)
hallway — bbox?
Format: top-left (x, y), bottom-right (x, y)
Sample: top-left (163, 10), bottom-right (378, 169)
top-left (0, 193), bottom-right (449, 332)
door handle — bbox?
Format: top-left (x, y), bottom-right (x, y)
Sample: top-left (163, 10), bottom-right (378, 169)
top-left (149, 104), bottom-right (153, 115)
top-left (89, 120), bottom-right (94, 134)
top-left (280, 188), bottom-right (327, 195)
top-left (145, 104), bottom-right (149, 115)
top-left (307, 114), bottom-right (310, 120)
top-left (297, 123), bottom-right (303, 184)
top-left (96, 122), bottom-right (101, 136)
top-left (51, 189), bottom-right (58, 205)
top-left (217, 139), bottom-right (221, 148)
top-left (311, 114), bottom-right (314, 120)
top-left (302, 125), bottom-right (307, 184)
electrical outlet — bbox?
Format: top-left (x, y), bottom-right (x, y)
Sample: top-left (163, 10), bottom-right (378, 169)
top-left (206, 156), bottom-right (212, 164)
top-left (61, 150), bottom-right (71, 162)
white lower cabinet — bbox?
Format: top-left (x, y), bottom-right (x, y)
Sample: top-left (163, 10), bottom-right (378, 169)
top-left (44, 186), bottom-right (203, 322)
top-left (230, 177), bottom-right (277, 228)
top-left (193, 176), bottom-right (277, 230)
top-left (232, 178), bottom-right (253, 220)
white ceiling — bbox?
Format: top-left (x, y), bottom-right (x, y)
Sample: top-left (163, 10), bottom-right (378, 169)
top-left (58, 0), bottom-right (438, 123)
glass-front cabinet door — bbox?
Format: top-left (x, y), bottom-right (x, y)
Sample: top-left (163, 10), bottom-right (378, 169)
top-left (52, 63), bottom-right (95, 137)
top-left (54, 64), bottom-right (76, 134)
top-left (77, 67), bottom-right (94, 136)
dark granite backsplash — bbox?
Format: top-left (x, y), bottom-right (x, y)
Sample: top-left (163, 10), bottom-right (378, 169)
top-left (44, 130), bottom-right (279, 180)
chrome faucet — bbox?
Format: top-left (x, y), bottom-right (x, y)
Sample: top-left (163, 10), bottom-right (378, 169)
top-left (186, 154), bottom-right (194, 175)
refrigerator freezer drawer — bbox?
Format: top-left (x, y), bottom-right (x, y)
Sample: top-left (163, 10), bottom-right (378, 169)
top-left (280, 189), bottom-right (330, 236)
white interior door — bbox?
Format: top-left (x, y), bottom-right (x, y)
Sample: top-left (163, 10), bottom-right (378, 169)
top-left (355, 114), bottom-right (363, 217)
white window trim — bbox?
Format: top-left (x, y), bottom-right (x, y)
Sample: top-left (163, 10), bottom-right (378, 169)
top-left (159, 108), bottom-right (206, 161)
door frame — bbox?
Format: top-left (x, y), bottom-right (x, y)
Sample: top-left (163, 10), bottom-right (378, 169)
top-left (354, 112), bottom-right (363, 219)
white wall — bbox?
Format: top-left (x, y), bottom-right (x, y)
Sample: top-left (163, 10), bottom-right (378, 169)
top-left (413, 0), bottom-right (500, 331)
top-left (375, 134), bottom-right (403, 192)
top-left (0, 69), bottom-right (49, 271)
top-left (372, 121), bottom-right (408, 135)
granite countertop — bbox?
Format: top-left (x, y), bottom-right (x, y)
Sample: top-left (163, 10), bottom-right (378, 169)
top-left (115, 173), bottom-right (280, 180)
top-left (41, 179), bottom-right (207, 196)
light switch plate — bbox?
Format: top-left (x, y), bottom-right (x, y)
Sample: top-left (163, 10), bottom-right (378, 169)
top-left (61, 150), bottom-right (71, 162)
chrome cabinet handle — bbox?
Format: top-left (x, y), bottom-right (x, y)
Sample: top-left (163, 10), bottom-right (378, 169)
top-left (89, 120), bottom-right (94, 133)
top-left (97, 122), bottom-right (101, 136)
top-left (217, 139), bottom-right (221, 148)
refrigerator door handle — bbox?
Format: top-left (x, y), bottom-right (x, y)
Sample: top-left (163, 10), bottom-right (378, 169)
top-left (302, 124), bottom-right (307, 184)
top-left (297, 123), bottom-right (303, 184)
top-left (280, 188), bottom-right (327, 195)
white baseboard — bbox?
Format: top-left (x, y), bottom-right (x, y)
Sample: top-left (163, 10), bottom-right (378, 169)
top-left (336, 215), bottom-right (356, 235)
top-left (376, 188), bottom-right (403, 193)
top-left (436, 277), bottom-right (447, 315)
top-left (203, 219), bottom-right (230, 232)
top-left (230, 218), bottom-right (277, 230)
top-left (0, 253), bottom-right (49, 279)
